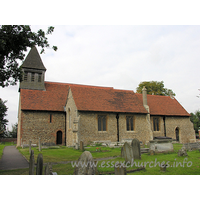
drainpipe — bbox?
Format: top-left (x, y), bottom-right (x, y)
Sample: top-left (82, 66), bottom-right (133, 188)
top-left (163, 116), bottom-right (166, 137)
top-left (116, 113), bottom-right (119, 142)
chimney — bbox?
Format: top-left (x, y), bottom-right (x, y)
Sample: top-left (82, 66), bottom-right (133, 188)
top-left (142, 86), bottom-right (148, 106)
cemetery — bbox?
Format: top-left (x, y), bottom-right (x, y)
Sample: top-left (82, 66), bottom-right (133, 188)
top-left (1, 138), bottom-right (200, 175)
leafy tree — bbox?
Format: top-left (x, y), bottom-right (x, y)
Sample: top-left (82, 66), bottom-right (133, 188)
top-left (0, 25), bottom-right (57, 87)
top-left (136, 81), bottom-right (176, 96)
top-left (5, 123), bottom-right (18, 138)
top-left (190, 110), bottom-right (200, 134)
top-left (0, 98), bottom-right (8, 137)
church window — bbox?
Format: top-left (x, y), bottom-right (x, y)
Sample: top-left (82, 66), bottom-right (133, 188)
top-left (38, 73), bottom-right (42, 82)
top-left (98, 115), bottom-right (106, 131)
top-left (153, 117), bottom-right (160, 131)
top-left (24, 72), bottom-right (28, 81)
top-left (126, 116), bottom-right (134, 131)
top-left (31, 73), bottom-right (35, 82)
top-left (50, 114), bottom-right (52, 123)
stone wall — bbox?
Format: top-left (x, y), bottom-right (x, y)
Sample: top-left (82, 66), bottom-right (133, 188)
top-left (150, 115), bottom-right (196, 143)
top-left (165, 116), bottom-right (196, 143)
top-left (77, 112), bottom-right (151, 146)
top-left (19, 110), bottom-right (65, 146)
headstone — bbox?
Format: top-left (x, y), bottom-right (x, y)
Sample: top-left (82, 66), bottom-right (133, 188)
top-left (183, 142), bottom-right (200, 151)
top-left (178, 147), bottom-right (188, 156)
top-left (45, 163), bottom-right (53, 175)
top-left (29, 150), bottom-right (35, 175)
top-left (80, 141), bottom-right (84, 151)
top-left (75, 143), bottom-right (79, 150)
top-left (123, 142), bottom-right (134, 163)
top-left (39, 138), bottom-right (41, 152)
top-left (160, 164), bottom-right (167, 172)
top-left (121, 146), bottom-right (124, 157)
top-left (74, 151), bottom-right (96, 175)
top-left (29, 140), bottom-right (32, 154)
top-left (36, 153), bottom-right (43, 175)
top-left (150, 150), bottom-right (155, 155)
top-left (115, 163), bottom-right (126, 175)
top-left (131, 138), bottom-right (141, 159)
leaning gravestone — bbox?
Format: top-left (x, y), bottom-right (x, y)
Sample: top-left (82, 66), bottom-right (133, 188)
top-left (131, 138), bottom-right (141, 159)
top-left (114, 163), bottom-right (126, 175)
top-left (29, 140), bottom-right (32, 154)
top-left (39, 138), bottom-right (41, 152)
top-left (74, 151), bottom-right (96, 175)
top-left (45, 163), bottom-right (53, 175)
top-left (123, 142), bottom-right (134, 163)
top-left (80, 141), bottom-right (84, 151)
top-left (29, 150), bottom-right (35, 175)
top-left (36, 153), bottom-right (43, 175)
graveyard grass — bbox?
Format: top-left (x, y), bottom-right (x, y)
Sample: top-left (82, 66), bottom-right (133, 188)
top-left (1, 143), bottom-right (200, 175)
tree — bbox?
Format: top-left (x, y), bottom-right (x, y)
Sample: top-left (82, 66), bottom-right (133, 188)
top-left (4, 123), bottom-right (18, 138)
top-left (190, 110), bottom-right (200, 134)
top-left (136, 81), bottom-right (176, 96)
top-left (0, 98), bottom-right (8, 137)
top-left (0, 25), bottom-right (57, 87)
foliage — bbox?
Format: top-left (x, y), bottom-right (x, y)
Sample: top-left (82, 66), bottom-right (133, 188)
top-left (136, 81), bottom-right (176, 96)
top-left (0, 25), bottom-right (57, 87)
top-left (0, 98), bottom-right (8, 137)
top-left (4, 123), bottom-right (18, 138)
top-left (190, 110), bottom-right (200, 133)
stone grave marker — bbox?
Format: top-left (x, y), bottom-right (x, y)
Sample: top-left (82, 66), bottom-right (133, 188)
top-left (39, 138), bottom-right (41, 152)
top-left (121, 146), bottom-right (124, 157)
top-left (29, 140), bottom-right (32, 154)
top-left (131, 138), bottom-right (141, 159)
top-left (29, 150), bottom-right (35, 175)
top-left (114, 163), bottom-right (126, 175)
top-left (80, 141), bottom-right (84, 151)
top-left (36, 153), bottom-right (43, 175)
top-left (178, 147), bottom-right (188, 156)
top-left (45, 163), bottom-right (53, 175)
top-left (74, 151), bottom-right (96, 175)
top-left (123, 142), bottom-right (134, 163)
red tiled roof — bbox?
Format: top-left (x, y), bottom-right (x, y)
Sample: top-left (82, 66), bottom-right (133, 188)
top-left (21, 82), bottom-right (70, 111)
top-left (20, 81), bottom-right (190, 116)
top-left (135, 93), bottom-right (190, 116)
top-left (70, 85), bottom-right (148, 113)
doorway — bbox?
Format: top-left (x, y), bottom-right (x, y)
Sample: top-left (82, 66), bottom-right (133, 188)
top-left (56, 131), bottom-right (63, 145)
top-left (175, 127), bottom-right (179, 142)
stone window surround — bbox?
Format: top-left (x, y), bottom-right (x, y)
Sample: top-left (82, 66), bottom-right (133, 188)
top-left (98, 114), bottom-right (107, 132)
top-left (126, 115), bottom-right (135, 131)
top-left (153, 116), bottom-right (160, 132)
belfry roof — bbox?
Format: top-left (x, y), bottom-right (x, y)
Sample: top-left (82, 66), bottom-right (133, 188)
top-left (21, 46), bottom-right (46, 71)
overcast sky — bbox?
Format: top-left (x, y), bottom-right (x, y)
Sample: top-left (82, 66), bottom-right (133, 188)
top-left (1, 25), bottom-right (200, 130)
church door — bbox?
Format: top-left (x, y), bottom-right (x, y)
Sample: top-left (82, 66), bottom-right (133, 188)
top-left (175, 128), bottom-right (179, 142)
top-left (56, 131), bottom-right (62, 145)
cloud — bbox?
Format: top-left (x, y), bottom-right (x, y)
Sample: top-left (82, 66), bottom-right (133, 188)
top-left (1, 25), bottom-right (200, 129)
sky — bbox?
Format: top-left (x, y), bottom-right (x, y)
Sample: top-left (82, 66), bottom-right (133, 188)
top-left (1, 25), bottom-right (200, 130)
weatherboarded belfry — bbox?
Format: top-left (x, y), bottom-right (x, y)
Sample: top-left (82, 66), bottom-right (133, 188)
top-left (17, 47), bottom-right (196, 147)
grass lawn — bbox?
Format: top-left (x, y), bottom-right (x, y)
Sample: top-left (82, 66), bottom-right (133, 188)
top-left (1, 143), bottom-right (200, 175)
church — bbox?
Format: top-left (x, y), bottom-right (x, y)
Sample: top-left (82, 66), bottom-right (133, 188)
top-left (17, 47), bottom-right (196, 147)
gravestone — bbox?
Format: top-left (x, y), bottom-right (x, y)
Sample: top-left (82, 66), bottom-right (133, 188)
top-left (45, 163), bottom-right (53, 175)
top-left (74, 151), bottom-right (96, 175)
top-left (36, 153), bottom-right (43, 175)
top-left (123, 142), bottom-right (134, 163)
top-left (80, 141), bottom-right (84, 151)
top-left (39, 138), bottom-right (41, 152)
top-left (131, 138), bottom-right (141, 159)
top-left (178, 147), bottom-right (188, 156)
top-left (114, 163), bottom-right (126, 175)
top-left (75, 143), bottom-right (79, 150)
top-left (29, 140), bottom-right (32, 154)
top-left (121, 147), bottom-right (124, 157)
top-left (29, 150), bottom-right (35, 175)
top-left (183, 142), bottom-right (200, 151)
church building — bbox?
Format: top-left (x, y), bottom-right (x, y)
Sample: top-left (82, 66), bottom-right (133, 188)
top-left (17, 47), bottom-right (196, 147)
